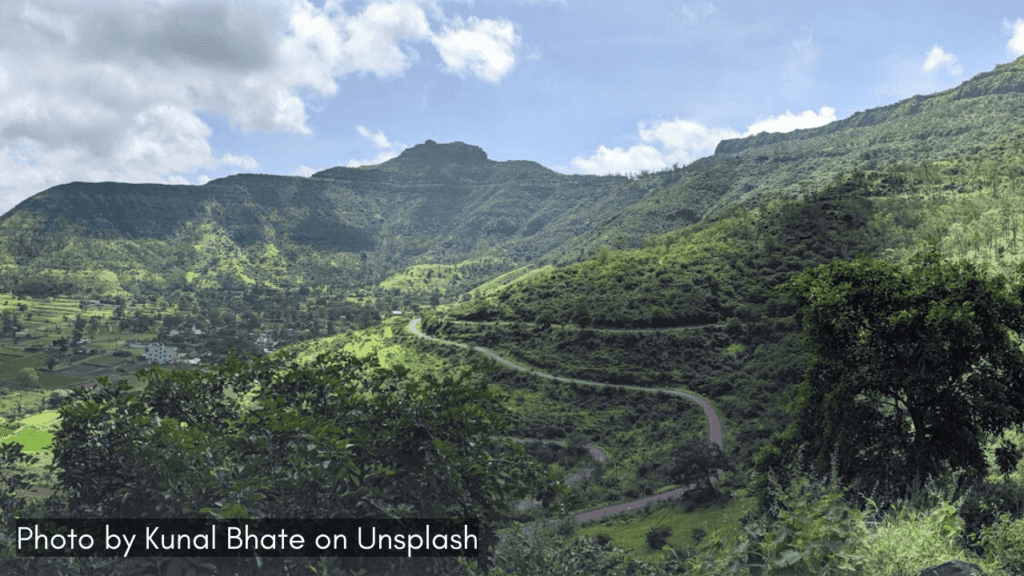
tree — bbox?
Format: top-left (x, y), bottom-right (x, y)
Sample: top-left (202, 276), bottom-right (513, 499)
top-left (16, 367), bottom-right (38, 388)
top-left (776, 248), bottom-right (1024, 500)
top-left (646, 526), bottom-right (672, 550)
top-left (71, 315), bottom-right (85, 342)
top-left (459, 519), bottom-right (671, 576)
top-left (0, 310), bottom-right (18, 337)
top-left (46, 350), bottom-right (555, 574)
top-left (994, 441), bottom-right (1022, 480)
top-left (670, 439), bottom-right (732, 498)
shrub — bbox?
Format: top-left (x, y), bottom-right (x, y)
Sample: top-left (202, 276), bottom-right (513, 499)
top-left (860, 501), bottom-right (981, 576)
top-left (647, 526), bottom-right (673, 550)
top-left (724, 316), bottom-right (745, 336)
top-left (976, 512), bottom-right (1024, 575)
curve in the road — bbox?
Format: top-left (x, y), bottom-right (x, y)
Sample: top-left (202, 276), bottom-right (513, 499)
top-left (408, 317), bottom-right (725, 524)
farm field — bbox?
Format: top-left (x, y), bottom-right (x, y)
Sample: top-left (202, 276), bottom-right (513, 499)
top-left (0, 410), bottom-right (60, 453)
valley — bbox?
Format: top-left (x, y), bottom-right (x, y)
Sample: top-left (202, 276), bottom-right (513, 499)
top-left (4, 56), bottom-right (1024, 575)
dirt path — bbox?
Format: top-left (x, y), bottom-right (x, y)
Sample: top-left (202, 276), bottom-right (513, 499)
top-left (441, 318), bottom-right (724, 333)
top-left (408, 317), bottom-right (725, 524)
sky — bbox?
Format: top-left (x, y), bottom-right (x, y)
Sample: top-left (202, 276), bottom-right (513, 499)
top-left (1, 0), bottom-right (1023, 216)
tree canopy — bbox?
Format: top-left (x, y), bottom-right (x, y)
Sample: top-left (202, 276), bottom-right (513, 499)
top-left (775, 248), bottom-right (1024, 500)
top-left (670, 439), bottom-right (732, 498)
top-left (3, 349), bottom-right (554, 575)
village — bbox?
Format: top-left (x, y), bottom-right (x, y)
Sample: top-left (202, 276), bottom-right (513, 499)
top-left (0, 293), bottom-right (344, 395)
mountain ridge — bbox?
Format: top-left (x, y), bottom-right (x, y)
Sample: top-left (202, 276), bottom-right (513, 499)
top-left (714, 55), bottom-right (1024, 156)
top-left (3, 55), bottom-right (1024, 294)
top-left (543, 54), bottom-right (1024, 260)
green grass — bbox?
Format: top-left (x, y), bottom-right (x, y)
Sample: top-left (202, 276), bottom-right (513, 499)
top-left (6, 371), bottom-right (87, 391)
top-left (575, 492), bottom-right (756, 562)
top-left (473, 264), bottom-right (555, 297)
top-left (82, 355), bottom-right (126, 367)
top-left (378, 263), bottom-right (462, 295)
top-left (2, 427), bottom-right (54, 452)
top-left (0, 352), bottom-right (47, 380)
top-left (20, 410), bottom-right (60, 429)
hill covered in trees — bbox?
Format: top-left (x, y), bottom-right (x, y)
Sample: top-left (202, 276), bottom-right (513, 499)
top-left (4, 55), bottom-right (1024, 576)
top-left (0, 139), bottom-right (634, 299)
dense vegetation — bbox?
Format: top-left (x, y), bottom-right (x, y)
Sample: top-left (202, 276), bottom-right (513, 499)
top-left (1, 349), bottom-right (561, 575)
top-left (556, 55), bottom-right (1024, 259)
top-left (766, 248), bottom-right (1024, 506)
top-left (4, 56), bottom-right (1024, 575)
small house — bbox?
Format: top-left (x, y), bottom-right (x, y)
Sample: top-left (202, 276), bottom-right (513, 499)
top-left (143, 342), bottom-right (177, 365)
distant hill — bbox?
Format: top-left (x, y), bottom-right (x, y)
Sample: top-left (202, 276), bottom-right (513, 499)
top-left (0, 139), bottom-right (635, 296)
top-left (2, 56), bottom-right (1024, 294)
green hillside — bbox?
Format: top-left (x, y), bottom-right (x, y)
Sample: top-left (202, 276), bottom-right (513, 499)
top-left (0, 140), bottom-right (635, 300)
top-left (543, 55), bottom-right (1024, 261)
top-left (5, 57), bottom-right (1024, 576)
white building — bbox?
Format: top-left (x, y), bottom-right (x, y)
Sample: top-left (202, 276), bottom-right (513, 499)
top-left (144, 342), bottom-right (177, 365)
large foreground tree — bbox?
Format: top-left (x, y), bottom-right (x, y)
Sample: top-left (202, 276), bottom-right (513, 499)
top-left (776, 248), bottom-right (1024, 499)
top-left (3, 349), bottom-right (555, 575)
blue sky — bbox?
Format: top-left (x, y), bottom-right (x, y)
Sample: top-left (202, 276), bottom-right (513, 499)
top-left (1, 0), bottom-right (1023, 216)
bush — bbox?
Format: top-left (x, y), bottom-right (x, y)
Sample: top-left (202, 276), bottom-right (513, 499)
top-left (860, 501), bottom-right (980, 576)
top-left (646, 526), bottom-right (672, 550)
top-left (464, 522), bottom-right (669, 576)
top-left (976, 512), bottom-right (1024, 575)
top-left (724, 316), bottom-right (745, 336)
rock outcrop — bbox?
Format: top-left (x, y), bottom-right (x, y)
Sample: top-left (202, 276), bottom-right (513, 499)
top-left (918, 560), bottom-right (986, 576)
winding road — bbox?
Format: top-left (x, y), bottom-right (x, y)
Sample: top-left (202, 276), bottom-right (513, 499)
top-left (407, 318), bottom-right (725, 523)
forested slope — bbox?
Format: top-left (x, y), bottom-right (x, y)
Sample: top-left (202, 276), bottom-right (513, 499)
top-left (546, 55), bottom-right (1024, 261)
top-left (425, 127), bottom-right (1024, 480)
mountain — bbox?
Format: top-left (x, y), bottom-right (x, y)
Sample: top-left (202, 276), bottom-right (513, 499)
top-left (5, 58), bottom-right (1024, 576)
top-left (543, 55), bottom-right (1024, 260)
top-left (2, 56), bottom-right (1024, 295)
top-left (0, 140), bottom-right (635, 296)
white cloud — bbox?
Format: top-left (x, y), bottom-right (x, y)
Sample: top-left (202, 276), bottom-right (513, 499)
top-left (677, 3), bottom-right (716, 21)
top-left (221, 153), bottom-right (259, 171)
top-left (356, 125), bottom-right (391, 149)
top-left (744, 107), bottom-right (836, 136)
top-left (293, 165), bottom-right (318, 177)
top-left (877, 47), bottom-right (967, 101)
top-left (570, 143), bottom-right (667, 175)
top-left (571, 108), bottom-right (835, 175)
top-left (923, 45), bottom-right (962, 75)
top-left (434, 17), bottom-right (520, 83)
top-left (640, 119), bottom-right (740, 162)
top-left (346, 150), bottom-right (402, 167)
top-left (0, 0), bottom-right (521, 215)
top-left (196, 175), bottom-right (212, 185)
top-left (1006, 18), bottom-right (1024, 58)
top-left (335, 0), bottom-right (433, 78)
top-left (347, 125), bottom-right (405, 167)
top-left (792, 28), bottom-right (813, 50)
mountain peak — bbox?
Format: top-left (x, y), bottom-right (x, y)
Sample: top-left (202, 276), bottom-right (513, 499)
top-left (386, 140), bottom-right (490, 167)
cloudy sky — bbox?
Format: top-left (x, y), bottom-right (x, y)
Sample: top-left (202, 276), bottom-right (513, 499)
top-left (1, 0), bottom-right (1023, 216)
